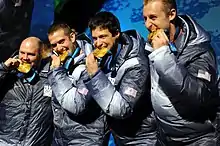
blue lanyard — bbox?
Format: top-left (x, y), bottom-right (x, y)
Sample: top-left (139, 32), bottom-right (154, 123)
top-left (63, 47), bottom-right (81, 70)
top-left (17, 69), bottom-right (38, 83)
top-left (103, 44), bottom-right (121, 73)
top-left (168, 42), bottom-right (177, 54)
top-left (114, 44), bottom-right (122, 60)
top-left (168, 26), bottom-right (180, 55)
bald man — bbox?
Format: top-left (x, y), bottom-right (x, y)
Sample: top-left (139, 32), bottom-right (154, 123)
top-left (4, 37), bottom-right (42, 70)
top-left (0, 37), bottom-right (53, 146)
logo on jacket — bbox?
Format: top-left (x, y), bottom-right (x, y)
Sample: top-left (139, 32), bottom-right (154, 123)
top-left (43, 85), bottom-right (52, 97)
top-left (197, 69), bottom-right (211, 82)
top-left (77, 88), bottom-right (88, 95)
top-left (124, 87), bottom-right (137, 98)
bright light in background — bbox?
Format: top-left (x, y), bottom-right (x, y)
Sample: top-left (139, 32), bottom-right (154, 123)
top-left (29, 0), bottom-right (54, 41)
top-left (31, 0), bottom-right (220, 73)
top-left (101, 0), bottom-right (149, 39)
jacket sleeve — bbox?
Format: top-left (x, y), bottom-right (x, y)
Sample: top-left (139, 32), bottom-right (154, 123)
top-left (149, 44), bottom-right (217, 110)
top-left (48, 65), bottom-right (91, 115)
top-left (84, 63), bottom-right (149, 119)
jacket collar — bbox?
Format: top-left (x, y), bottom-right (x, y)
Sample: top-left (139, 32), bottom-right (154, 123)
top-left (175, 15), bottom-right (211, 58)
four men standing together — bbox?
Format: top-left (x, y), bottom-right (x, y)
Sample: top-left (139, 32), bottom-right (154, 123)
top-left (0, 0), bottom-right (219, 145)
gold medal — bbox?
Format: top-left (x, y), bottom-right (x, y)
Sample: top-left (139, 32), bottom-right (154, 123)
top-left (17, 62), bottom-right (31, 73)
top-left (93, 48), bottom-right (108, 58)
top-left (59, 51), bottom-right (68, 62)
top-left (148, 29), bottom-right (163, 43)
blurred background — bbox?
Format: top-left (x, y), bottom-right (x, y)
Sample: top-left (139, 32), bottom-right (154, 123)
top-left (30, 0), bottom-right (220, 71)
top-left (1, 0), bottom-right (219, 68)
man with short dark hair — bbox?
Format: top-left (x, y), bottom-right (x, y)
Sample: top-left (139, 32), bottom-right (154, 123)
top-left (86, 11), bottom-right (157, 145)
top-left (47, 23), bottom-right (106, 146)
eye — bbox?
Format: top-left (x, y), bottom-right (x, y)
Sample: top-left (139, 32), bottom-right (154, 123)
top-left (149, 15), bottom-right (157, 20)
top-left (92, 37), bottom-right (97, 41)
top-left (27, 53), bottom-right (36, 57)
top-left (58, 39), bottom-right (65, 44)
top-left (19, 51), bottom-right (25, 54)
top-left (99, 35), bottom-right (107, 39)
top-left (51, 44), bottom-right (57, 48)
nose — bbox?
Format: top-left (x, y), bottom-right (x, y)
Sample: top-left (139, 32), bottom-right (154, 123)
top-left (22, 53), bottom-right (29, 62)
top-left (145, 19), bottom-right (153, 31)
top-left (56, 44), bottom-right (64, 52)
top-left (94, 38), bottom-right (103, 49)
top-left (24, 53), bottom-right (28, 60)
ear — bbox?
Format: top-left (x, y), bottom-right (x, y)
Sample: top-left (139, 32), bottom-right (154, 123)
top-left (169, 8), bottom-right (177, 22)
top-left (114, 31), bottom-right (120, 38)
top-left (70, 32), bottom-right (76, 42)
